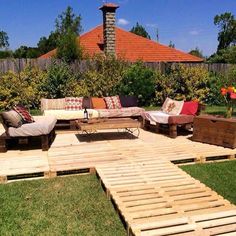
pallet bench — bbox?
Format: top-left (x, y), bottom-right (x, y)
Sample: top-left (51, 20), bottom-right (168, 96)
top-left (0, 128), bottom-right (56, 153)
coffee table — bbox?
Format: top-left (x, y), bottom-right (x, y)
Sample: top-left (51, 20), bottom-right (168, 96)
top-left (76, 118), bottom-right (141, 137)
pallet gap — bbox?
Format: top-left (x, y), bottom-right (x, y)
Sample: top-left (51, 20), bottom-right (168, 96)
top-left (57, 168), bottom-right (90, 176)
top-left (7, 172), bottom-right (44, 181)
top-left (171, 159), bottom-right (196, 165)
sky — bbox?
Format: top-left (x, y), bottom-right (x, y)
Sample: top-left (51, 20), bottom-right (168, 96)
top-left (0, 0), bottom-right (236, 56)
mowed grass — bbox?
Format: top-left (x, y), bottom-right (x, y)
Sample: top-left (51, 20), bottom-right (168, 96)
top-left (0, 175), bottom-right (126, 236)
top-left (181, 160), bottom-right (236, 205)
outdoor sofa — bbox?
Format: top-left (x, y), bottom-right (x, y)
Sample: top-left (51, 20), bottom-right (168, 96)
top-left (41, 96), bottom-right (145, 130)
top-left (143, 98), bottom-right (203, 138)
top-left (0, 107), bottom-right (57, 152)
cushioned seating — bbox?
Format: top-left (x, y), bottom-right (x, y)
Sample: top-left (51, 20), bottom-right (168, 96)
top-left (143, 99), bottom-right (202, 138)
top-left (43, 109), bottom-right (99, 120)
top-left (41, 97), bottom-right (144, 130)
top-left (0, 114), bottom-right (57, 152)
top-left (8, 116), bottom-right (57, 137)
top-left (97, 107), bottom-right (145, 118)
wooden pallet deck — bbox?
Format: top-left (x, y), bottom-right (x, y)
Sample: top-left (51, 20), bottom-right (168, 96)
top-left (96, 158), bottom-right (236, 235)
top-left (0, 128), bottom-right (236, 235)
top-left (0, 129), bottom-right (236, 181)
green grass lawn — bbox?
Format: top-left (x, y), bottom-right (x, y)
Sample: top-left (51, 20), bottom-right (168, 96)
top-left (181, 161), bottom-right (236, 205)
top-left (0, 175), bottom-right (126, 236)
top-left (1, 163), bottom-right (235, 236)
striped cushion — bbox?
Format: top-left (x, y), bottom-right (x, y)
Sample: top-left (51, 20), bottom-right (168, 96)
top-left (13, 105), bottom-right (34, 123)
top-left (65, 97), bottom-right (83, 110)
top-left (104, 96), bottom-right (122, 109)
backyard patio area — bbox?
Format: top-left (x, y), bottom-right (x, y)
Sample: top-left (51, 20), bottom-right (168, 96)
top-left (0, 124), bottom-right (236, 235)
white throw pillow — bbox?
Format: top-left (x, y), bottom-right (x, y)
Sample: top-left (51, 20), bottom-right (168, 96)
top-left (162, 97), bottom-right (184, 115)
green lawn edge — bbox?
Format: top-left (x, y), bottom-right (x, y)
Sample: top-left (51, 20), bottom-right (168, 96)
top-left (181, 161), bottom-right (236, 205)
top-left (0, 175), bottom-right (126, 236)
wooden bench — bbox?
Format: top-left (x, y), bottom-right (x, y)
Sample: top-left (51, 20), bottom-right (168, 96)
top-left (0, 114), bottom-right (56, 152)
top-left (144, 104), bottom-right (205, 138)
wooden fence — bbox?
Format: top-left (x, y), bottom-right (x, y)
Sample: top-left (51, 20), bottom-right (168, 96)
top-left (0, 58), bottom-right (234, 74)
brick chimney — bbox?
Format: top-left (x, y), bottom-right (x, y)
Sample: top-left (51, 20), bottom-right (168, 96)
top-left (99, 3), bottom-right (119, 56)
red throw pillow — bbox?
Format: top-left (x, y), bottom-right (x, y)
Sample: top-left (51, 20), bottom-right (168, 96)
top-left (13, 105), bottom-right (34, 123)
top-left (180, 101), bottom-right (199, 115)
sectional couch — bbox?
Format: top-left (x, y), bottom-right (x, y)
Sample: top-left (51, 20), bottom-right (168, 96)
top-left (41, 96), bottom-right (145, 129)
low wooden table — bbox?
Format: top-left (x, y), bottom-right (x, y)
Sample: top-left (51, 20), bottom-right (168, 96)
top-left (192, 115), bottom-right (236, 148)
top-left (76, 118), bottom-right (141, 137)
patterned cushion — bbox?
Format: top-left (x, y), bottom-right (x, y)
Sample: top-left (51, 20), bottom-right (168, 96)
top-left (1, 110), bottom-right (23, 128)
top-left (162, 98), bottom-right (184, 115)
top-left (65, 97), bottom-right (83, 110)
top-left (104, 96), bottom-right (122, 109)
top-left (41, 98), bottom-right (65, 110)
top-left (13, 105), bottom-right (34, 123)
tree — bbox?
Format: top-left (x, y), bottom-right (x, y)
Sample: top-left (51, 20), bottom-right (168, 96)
top-left (130, 22), bottom-right (151, 39)
top-left (55, 6), bottom-right (82, 35)
top-left (207, 45), bottom-right (236, 63)
top-left (0, 50), bottom-right (13, 58)
top-left (56, 29), bottom-right (82, 63)
top-left (55, 6), bottom-right (83, 61)
top-left (0, 31), bottom-right (9, 48)
top-left (214, 12), bottom-right (236, 51)
top-left (14, 46), bottom-right (40, 58)
top-left (189, 47), bottom-right (204, 58)
top-left (168, 41), bottom-right (175, 48)
top-left (37, 32), bottom-right (59, 55)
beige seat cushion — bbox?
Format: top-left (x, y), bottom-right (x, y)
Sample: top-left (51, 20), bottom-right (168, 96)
top-left (8, 116), bottom-right (57, 137)
top-left (97, 107), bottom-right (145, 118)
top-left (43, 109), bottom-right (99, 120)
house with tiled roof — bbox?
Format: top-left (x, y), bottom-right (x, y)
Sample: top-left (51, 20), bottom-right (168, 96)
top-left (39, 3), bottom-right (203, 63)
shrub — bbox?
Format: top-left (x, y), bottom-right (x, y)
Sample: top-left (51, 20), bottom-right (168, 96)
top-left (77, 55), bottom-right (128, 97)
top-left (118, 62), bottom-right (156, 106)
top-left (41, 60), bottom-right (81, 98)
top-left (154, 64), bottom-right (211, 104)
top-left (0, 67), bottom-right (46, 110)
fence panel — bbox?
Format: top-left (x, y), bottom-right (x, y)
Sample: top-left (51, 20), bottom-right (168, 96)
top-left (0, 58), bottom-right (234, 74)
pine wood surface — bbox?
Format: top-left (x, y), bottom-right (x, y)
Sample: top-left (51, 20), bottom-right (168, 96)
top-left (96, 158), bottom-right (236, 235)
top-left (76, 118), bottom-right (141, 131)
top-left (0, 126), bottom-right (235, 181)
top-left (0, 125), bottom-right (236, 235)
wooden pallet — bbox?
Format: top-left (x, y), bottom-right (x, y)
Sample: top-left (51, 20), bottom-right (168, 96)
top-left (96, 158), bottom-right (236, 236)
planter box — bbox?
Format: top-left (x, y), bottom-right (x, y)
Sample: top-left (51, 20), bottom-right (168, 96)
top-left (192, 115), bottom-right (236, 149)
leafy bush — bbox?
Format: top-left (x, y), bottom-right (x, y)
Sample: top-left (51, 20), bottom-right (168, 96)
top-left (154, 64), bottom-right (211, 104)
top-left (41, 60), bottom-right (81, 98)
top-left (77, 55), bottom-right (128, 97)
top-left (0, 67), bottom-right (46, 110)
top-left (118, 62), bottom-right (156, 106)
top-left (206, 65), bottom-right (236, 105)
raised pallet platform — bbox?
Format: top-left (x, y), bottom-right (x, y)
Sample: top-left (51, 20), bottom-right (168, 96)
top-left (0, 129), bottom-right (236, 235)
top-left (96, 158), bottom-right (236, 236)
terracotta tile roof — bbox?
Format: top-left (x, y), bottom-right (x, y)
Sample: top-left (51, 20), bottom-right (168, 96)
top-left (99, 3), bottom-right (119, 9)
top-left (39, 25), bottom-right (203, 62)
